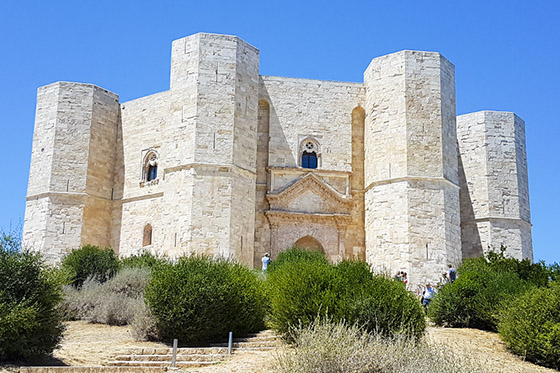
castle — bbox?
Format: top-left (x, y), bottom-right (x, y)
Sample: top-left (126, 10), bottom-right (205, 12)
top-left (22, 32), bottom-right (532, 286)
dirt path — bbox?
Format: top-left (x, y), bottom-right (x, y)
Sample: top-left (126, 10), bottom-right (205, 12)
top-left (426, 327), bottom-right (556, 373)
top-left (2, 321), bottom-right (556, 372)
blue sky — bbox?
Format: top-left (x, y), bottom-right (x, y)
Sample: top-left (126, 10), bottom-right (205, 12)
top-left (1, 1), bottom-right (558, 264)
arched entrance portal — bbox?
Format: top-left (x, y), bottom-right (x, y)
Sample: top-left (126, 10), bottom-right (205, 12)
top-left (293, 236), bottom-right (324, 253)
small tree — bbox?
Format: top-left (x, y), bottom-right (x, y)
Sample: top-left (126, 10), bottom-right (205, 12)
top-left (0, 249), bottom-right (64, 361)
top-left (61, 244), bottom-right (119, 288)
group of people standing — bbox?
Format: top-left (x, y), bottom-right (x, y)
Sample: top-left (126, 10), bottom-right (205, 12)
top-left (395, 265), bottom-right (457, 309)
top-left (417, 265), bottom-right (457, 309)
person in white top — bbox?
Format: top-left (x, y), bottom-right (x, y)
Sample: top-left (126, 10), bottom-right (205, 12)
top-left (261, 253), bottom-right (271, 271)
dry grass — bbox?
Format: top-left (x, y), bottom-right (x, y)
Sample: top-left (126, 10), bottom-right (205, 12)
top-left (2, 321), bottom-right (557, 373)
top-left (275, 320), bottom-right (484, 373)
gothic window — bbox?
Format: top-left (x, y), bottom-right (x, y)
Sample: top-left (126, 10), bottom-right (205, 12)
top-left (300, 139), bottom-right (319, 169)
top-left (143, 151), bottom-right (159, 182)
top-left (143, 224), bottom-right (152, 246)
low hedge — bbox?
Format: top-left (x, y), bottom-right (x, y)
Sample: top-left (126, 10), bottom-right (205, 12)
top-left (144, 256), bottom-right (266, 344)
top-left (267, 248), bottom-right (425, 338)
top-left (498, 282), bottom-right (560, 370)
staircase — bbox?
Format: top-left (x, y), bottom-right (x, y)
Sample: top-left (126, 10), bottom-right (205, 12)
top-left (105, 330), bottom-right (281, 369)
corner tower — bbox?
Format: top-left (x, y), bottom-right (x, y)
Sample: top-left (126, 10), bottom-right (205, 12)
top-left (23, 82), bottom-right (120, 263)
top-left (161, 33), bottom-right (259, 265)
top-left (457, 111), bottom-right (532, 260)
top-left (363, 51), bottom-right (461, 286)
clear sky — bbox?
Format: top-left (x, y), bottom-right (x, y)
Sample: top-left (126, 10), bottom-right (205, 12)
top-left (1, 1), bottom-right (558, 264)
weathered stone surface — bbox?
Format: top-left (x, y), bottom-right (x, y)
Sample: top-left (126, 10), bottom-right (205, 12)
top-left (22, 33), bottom-right (532, 287)
top-left (457, 111), bottom-right (532, 260)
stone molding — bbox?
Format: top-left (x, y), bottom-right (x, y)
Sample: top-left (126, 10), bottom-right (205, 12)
top-left (364, 176), bottom-right (460, 192)
top-left (266, 173), bottom-right (353, 211)
top-left (265, 210), bottom-right (352, 227)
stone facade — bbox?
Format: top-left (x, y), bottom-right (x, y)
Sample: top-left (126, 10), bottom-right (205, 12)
top-left (23, 33), bottom-right (532, 286)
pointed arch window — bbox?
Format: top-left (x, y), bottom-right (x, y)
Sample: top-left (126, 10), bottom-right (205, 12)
top-left (143, 151), bottom-right (159, 182)
top-left (300, 139), bottom-right (319, 169)
top-left (143, 224), bottom-right (152, 246)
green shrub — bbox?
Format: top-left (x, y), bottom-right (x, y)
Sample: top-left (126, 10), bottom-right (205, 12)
top-left (120, 252), bottom-right (166, 269)
top-left (498, 282), bottom-right (560, 370)
top-left (349, 276), bottom-right (425, 339)
top-left (268, 247), bottom-right (328, 273)
top-left (549, 263), bottom-right (560, 282)
top-left (0, 249), bottom-right (64, 361)
top-left (276, 319), bottom-right (484, 373)
top-left (267, 249), bottom-right (424, 338)
top-left (62, 244), bottom-right (119, 288)
top-left (144, 256), bottom-right (266, 344)
top-left (429, 258), bottom-right (532, 330)
top-left (486, 246), bottom-right (550, 287)
top-left (60, 267), bottom-right (150, 327)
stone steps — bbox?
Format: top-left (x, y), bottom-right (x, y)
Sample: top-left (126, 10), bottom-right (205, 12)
top-left (105, 329), bottom-right (281, 368)
top-left (110, 360), bottom-right (219, 368)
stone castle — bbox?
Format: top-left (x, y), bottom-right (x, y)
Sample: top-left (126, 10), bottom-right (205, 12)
top-left (22, 32), bottom-right (532, 286)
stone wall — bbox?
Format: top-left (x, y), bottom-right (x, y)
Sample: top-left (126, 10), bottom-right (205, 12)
top-left (22, 33), bottom-right (533, 275)
top-left (457, 111), bottom-right (532, 260)
top-left (364, 51), bottom-right (461, 287)
top-left (23, 82), bottom-right (119, 263)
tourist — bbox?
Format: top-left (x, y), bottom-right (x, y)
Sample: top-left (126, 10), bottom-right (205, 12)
top-left (441, 272), bottom-right (449, 286)
top-left (261, 253), bottom-right (271, 271)
top-left (422, 283), bottom-right (436, 309)
top-left (448, 264), bottom-right (457, 283)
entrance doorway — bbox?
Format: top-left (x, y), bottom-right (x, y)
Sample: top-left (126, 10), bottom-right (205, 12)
top-left (293, 235), bottom-right (324, 253)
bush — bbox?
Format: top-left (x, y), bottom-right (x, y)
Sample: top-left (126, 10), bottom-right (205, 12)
top-left (0, 249), bottom-right (64, 361)
top-left (268, 247), bottom-right (328, 273)
top-left (267, 249), bottom-right (425, 338)
top-left (498, 282), bottom-right (560, 370)
top-left (486, 246), bottom-right (550, 287)
top-left (145, 256), bottom-right (266, 344)
top-left (429, 258), bottom-right (532, 330)
top-left (120, 252), bottom-right (166, 269)
top-left (60, 267), bottom-right (151, 327)
top-left (62, 245), bottom-right (119, 288)
top-left (275, 319), bottom-right (484, 373)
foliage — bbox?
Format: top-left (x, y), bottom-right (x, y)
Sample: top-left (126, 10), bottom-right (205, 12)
top-left (267, 248), bottom-right (425, 338)
top-left (549, 263), bottom-right (560, 282)
top-left (275, 319), bottom-right (484, 373)
top-left (144, 256), bottom-right (266, 344)
top-left (0, 249), bottom-right (64, 361)
top-left (486, 245), bottom-right (550, 287)
top-left (0, 226), bottom-right (21, 252)
top-left (429, 257), bottom-right (532, 330)
top-left (61, 244), bottom-right (119, 288)
top-left (498, 282), bottom-right (560, 370)
top-left (267, 247), bottom-right (328, 273)
top-left (119, 251), bottom-right (166, 269)
top-left (60, 267), bottom-right (151, 327)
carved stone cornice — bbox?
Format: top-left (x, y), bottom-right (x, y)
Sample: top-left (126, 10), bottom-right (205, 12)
top-left (265, 210), bottom-right (352, 227)
top-left (267, 173), bottom-right (353, 213)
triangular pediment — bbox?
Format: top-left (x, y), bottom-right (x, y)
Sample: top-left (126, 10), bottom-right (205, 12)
top-left (267, 173), bottom-right (352, 214)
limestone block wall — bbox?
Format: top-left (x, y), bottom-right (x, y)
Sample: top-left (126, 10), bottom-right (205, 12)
top-left (23, 82), bottom-right (120, 262)
top-left (257, 76), bottom-right (365, 262)
top-left (364, 51), bottom-right (461, 286)
top-left (118, 90), bottom-right (169, 256)
top-left (457, 111), bottom-right (532, 260)
top-left (261, 76), bottom-right (364, 171)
